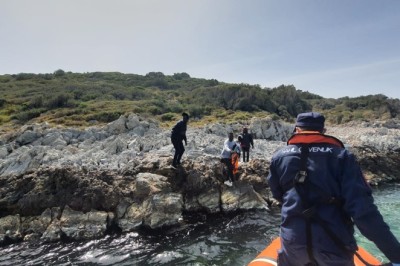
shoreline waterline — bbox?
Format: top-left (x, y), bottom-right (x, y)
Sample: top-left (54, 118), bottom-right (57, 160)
top-left (0, 185), bottom-right (398, 265)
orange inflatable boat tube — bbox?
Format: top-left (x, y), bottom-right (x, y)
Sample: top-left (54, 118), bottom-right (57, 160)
top-left (248, 237), bottom-right (381, 266)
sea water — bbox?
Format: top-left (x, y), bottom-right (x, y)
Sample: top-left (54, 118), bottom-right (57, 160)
top-left (0, 184), bottom-right (399, 265)
top-left (354, 184), bottom-right (400, 264)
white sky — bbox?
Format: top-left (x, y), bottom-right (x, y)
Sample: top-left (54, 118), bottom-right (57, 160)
top-left (1, 0), bottom-right (400, 99)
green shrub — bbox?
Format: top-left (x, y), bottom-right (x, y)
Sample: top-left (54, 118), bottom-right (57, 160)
top-left (111, 90), bottom-right (128, 100)
top-left (173, 72), bottom-right (190, 80)
top-left (271, 114), bottom-right (280, 121)
top-left (87, 112), bottom-right (122, 122)
top-left (0, 98), bottom-right (6, 108)
top-left (15, 73), bottom-right (35, 80)
top-left (29, 96), bottom-right (44, 108)
top-left (54, 69), bottom-right (65, 77)
top-left (147, 106), bottom-right (162, 115)
top-left (161, 113), bottom-right (175, 121)
top-left (46, 93), bottom-right (74, 109)
top-left (168, 105), bottom-right (184, 114)
top-left (11, 108), bottom-right (45, 123)
top-left (1, 71), bottom-right (399, 127)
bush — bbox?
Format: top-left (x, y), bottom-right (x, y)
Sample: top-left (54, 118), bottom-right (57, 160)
top-left (0, 98), bottom-right (6, 108)
top-left (271, 114), bottom-right (280, 121)
top-left (11, 108), bottom-right (44, 123)
top-left (147, 106), bottom-right (162, 115)
top-left (54, 69), bottom-right (66, 77)
top-left (29, 96), bottom-right (44, 108)
top-left (15, 73), bottom-right (35, 81)
top-left (161, 113), bottom-right (175, 121)
top-left (168, 105), bottom-right (183, 114)
top-left (111, 90), bottom-right (128, 100)
top-left (38, 73), bottom-right (53, 80)
top-left (173, 72), bottom-right (190, 80)
top-left (46, 93), bottom-right (74, 109)
top-left (87, 112), bottom-right (122, 122)
top-left (145, 79), bottom-right (169, 90)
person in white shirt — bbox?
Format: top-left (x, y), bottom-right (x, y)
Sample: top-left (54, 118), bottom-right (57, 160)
top-left (220, 132), bottom-right (240, 186)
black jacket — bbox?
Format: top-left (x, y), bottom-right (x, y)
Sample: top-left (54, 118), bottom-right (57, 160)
top-left (171, 120), bottom-right (187, 142)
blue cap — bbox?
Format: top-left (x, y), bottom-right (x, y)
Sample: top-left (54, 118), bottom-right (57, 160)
top-left (295, 112), bottom-right (325, 130)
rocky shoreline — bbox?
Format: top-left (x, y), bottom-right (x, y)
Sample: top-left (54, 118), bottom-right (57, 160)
top-left (1, 113), bottom-right (399, 246)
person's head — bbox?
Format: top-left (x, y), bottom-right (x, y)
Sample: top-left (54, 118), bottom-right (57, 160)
top-left (238, 135), bottom-right (243, 142)
top-left (182, 112), bottom-right (189, 123)
top-left (243, 127), bottom-right (248, 133)
top-left (228, 132), bottom-right (234, 141)
top-left (294, 112), bottom-right (326, 133)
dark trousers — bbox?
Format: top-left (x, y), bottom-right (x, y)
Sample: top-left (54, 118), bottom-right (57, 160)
top-left (172, 137), bottom-right (185, 166)
top-left (221, 158), bottom-right (234, 182)
top-left (242, 146), bottom-right (250, 162)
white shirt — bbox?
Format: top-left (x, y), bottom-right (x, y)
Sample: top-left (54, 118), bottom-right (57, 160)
top-left (220, 139), bottom-right (241, 159)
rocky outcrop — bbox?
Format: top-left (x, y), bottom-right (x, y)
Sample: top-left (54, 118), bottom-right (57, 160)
top-left (326, 120), bottom-right (400, 184)
top-left (0, 114), bottom-right (399, 245)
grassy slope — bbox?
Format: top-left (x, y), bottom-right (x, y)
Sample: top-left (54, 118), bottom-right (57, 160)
top-left (0, 71), bottom-right (399, 132)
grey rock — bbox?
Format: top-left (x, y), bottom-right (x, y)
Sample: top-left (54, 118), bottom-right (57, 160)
top-left (16, 130), bottom-right (39, 145)
top-left (118, 202), bottom-right (144, 232)
top-left (0, 147), bottom-right (32, 176)
top-left (59, 206), bottom-right (111, 241)
top-left (196, 187), bottom-right (221, 213)
top-left (20, 208), bottom-right (53, 240)
top-left (41, 220), bottom-right (62, 242)
top-left (250, 117), bottom-right (292, 141)
top-left (134, 173), bottom-right (171, 200)
top-left (103, 136), bottom-right (128, 155)
top-left (0, 214), bottom-right (21, 244)
top-left (142, 193), bottom-right (183, 229)
top-left (0, 113), bottom-right (399, 245)
top-left (42, 132), bottom-right (67, 147)
top-left (126, 113), bottom-right (141, 130)
top-left (107, 115), bottom-right (128, 135)
top-left (221, 184), bottom-right (269, 211)
top-left (0, 146), bottom-right (8, 159)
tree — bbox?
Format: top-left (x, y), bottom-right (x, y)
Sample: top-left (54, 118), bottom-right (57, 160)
top-left (54, 69), bottom-right (65, 77)
top-left (173, 72), bottom-right (190, 80)
top-left (145, 72), bottom-right (165, 79)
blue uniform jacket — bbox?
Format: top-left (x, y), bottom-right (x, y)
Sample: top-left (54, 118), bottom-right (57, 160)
top-left (267, 132), bottom-right (400, 262)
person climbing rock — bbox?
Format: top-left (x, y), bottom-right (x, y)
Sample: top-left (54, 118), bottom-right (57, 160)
top-left (220, 132), bottom-right (240, 186)
top-left (171, 112), bottom-right (189, 168)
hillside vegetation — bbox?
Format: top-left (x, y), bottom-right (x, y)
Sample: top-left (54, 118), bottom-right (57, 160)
top-left (1, 70), bottom-right (399, 129)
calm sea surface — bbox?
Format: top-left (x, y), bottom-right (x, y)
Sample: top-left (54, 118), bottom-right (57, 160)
top-left (1, 184), bottom-right (399, 266)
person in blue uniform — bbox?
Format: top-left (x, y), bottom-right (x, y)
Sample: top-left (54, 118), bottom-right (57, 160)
top-left (171, 113), bottom-right (189, 168)
top-left (267, 112), bottom-right (400, 266)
